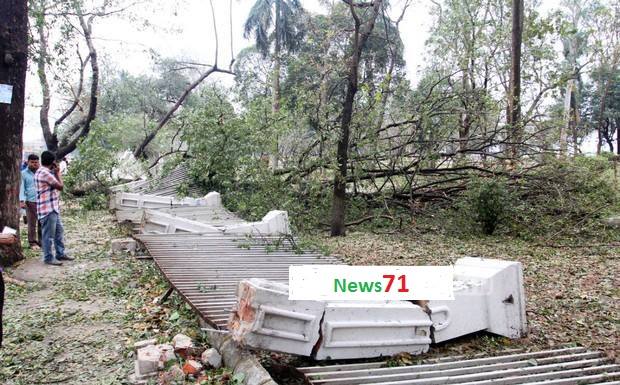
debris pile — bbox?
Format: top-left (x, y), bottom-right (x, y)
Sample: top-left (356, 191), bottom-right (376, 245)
top-left (131, 334), bottom-right (224, 385)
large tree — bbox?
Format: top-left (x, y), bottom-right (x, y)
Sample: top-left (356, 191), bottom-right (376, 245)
top-left (330, 0), bottom-right (384, 236)
top-left (244, 0), bottom-right (305, 113)
top-left (29, 0), bottom-right (114, 159)
top-left (0, 0), bottom-right (28, 265)
top-left (507, 0), bottom-right (523, 160)
top-left (244, 0), bottom-right (305, 169)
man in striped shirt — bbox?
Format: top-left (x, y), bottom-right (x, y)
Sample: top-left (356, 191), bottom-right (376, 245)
top-left (35, 151), bottom-right (74, 266)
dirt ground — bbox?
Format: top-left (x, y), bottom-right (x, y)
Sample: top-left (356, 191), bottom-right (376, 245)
top-left (0, 206), bottom-right (206, 385)
top-left (0, 205), bottom-right (234, 385)
top-left (0, 209), bottom-right (132, 384)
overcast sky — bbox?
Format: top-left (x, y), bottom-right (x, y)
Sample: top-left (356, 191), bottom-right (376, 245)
top-left (23, 0), bottom-right (562, 144)
top-left (22, 0), bottom-right (444, 142)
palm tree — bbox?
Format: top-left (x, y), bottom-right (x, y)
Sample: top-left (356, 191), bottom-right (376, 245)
top-left (244, 0), bottom-right (305, 113)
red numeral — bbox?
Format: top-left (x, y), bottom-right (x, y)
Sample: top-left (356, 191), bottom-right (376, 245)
top-left (398, 274), bottom-right (409, 292)
top-left (383, 274), bottom-right (395, 292)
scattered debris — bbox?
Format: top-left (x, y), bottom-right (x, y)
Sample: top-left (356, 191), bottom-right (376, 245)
top-left (129, 333), bottom-right (231, 384)
top-left (182, 359), bottom-right (203, 375)
top-left (159, 364), bottom-right (185, 385)
top-left (110, 238), bottom-right (137, 254)
top-left (201, 348), bottom-right (222, 369)
top-left (156, 344), bottom-right (176, 368)
top-left (172, 333), bottom-right (194, 352)
top-left (133, 338), bottom-right (157, 351)
top-left (136, 345), bottom-right (161, 378)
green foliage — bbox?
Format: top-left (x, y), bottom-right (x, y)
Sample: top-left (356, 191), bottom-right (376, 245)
top-left (64, 120), bottom-right (122, 190)
top-left (454, 177), bottom-right (514, 236)
top-left (81, 192), bottom-right (108, 210)
top-left (511, 156), bottom-right (620, 240)
top-left (244, 0), bottom-right (306, 56)
top-left (447, 157), bottom-right (620, 240)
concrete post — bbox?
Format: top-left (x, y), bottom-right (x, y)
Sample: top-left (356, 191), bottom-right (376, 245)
top-left (142, 210), bottom-right (222, 234)
top-left (224, 210), bottom-right (291, 236)
top-left (429, 257), bottom-right (527, 342)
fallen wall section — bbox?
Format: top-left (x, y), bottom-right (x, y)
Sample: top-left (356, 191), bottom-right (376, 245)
top-left (228, 257), bottom-right (527, 360)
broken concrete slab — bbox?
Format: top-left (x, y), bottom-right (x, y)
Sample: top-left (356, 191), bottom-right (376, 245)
top-left (204, 191), bottom-right (222, 207)
top-left (224, 210), bottom-right (291, 236)
top-left (141, 210), bottom-right (221, 234)
top-left (113, 192), bottom-right (208, 211)
top-left (136, 345), bottom-right (161, 377)
top-left (157, 344), bottom-right (176, 368)
top-left (229, 278), bottom-right (325, 356)
top-left (202, 327), bottom-right (279, 385)
top-left (111, 238), bottom-right (137, 254)
top-left (228, 280), bottom-right (432, 360)
top-left (201, 348), bottom-right (222, 369)
top-left (133, 338), bottom-right (157, 352)
top-left (429, 257), bottom-right (527, 342)
top-left (314, 301), bottom-right (432, 360)
top-left (172, 333), bottom-right (194, 352)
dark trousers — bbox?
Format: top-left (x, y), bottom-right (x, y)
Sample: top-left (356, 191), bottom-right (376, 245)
top-left (25, 202), bottom-right (40, 246)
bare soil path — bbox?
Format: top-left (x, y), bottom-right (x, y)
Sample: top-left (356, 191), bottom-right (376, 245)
top-left (0, 209), bottom-right (135, 384)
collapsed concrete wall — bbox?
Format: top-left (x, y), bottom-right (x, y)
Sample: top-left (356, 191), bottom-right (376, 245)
top-left (112, 191), bottom-right (292, 236)
top-left (141, 210), bottom-right (222, 234)
top-left (223, 211), bottom-right (291, 236)
top-left (228, 257), bottom-right (527, 360)
top-left (111, 192), bottom-right (209, 211)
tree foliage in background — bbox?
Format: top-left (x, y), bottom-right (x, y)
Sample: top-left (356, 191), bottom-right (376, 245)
top-left (55, 0), bottom-right (620, 243)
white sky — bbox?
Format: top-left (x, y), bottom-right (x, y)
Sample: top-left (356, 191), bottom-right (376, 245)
top-left (24, 0), bottom-right (564, 145)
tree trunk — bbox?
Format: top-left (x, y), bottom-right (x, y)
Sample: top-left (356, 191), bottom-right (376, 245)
top-left (35, 0), bottom-right (57, 152)
top-left (269, 47), bottom-right (281, 170)
top-left (0, 0), bottom-right (27, 266)
top-left (507, 0), bottom-right (523, 160)
top-left (616, 117), bottom-right (620, 155)
top-left (559, 81), bottom-right (572, 157)
top-left (134, 67), bottom-right (218, 159)
top-left (330, 0), bottom-right (383, 236)
top-left (596, 77), bottom-right (610, 156)
top-left (34, 5), bottom-right (99, 160)
top-left (459, 69), bottom-right (471, 153)
top-left (269, 0), bottom-right (282, 170)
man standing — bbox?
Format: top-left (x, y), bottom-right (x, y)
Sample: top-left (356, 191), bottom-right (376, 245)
top-left (35, 151), bottom-right (73, 266)
top-left (19, 154), bottom-right (41, 249)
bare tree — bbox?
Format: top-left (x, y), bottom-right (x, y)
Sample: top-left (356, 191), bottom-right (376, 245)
top-left (32, 0), bottom-right (120, 159)
top-left (0, 0), bottom-right (28, 265)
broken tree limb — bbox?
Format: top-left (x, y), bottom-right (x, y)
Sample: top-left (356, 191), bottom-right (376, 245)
top-left (133, 0), bottom-right (235, 159)
top-left (156, 287), bottom-right (174, 305)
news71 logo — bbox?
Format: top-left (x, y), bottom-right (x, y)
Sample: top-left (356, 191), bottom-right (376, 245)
top-left (333, 274), bottom-right (410, 293)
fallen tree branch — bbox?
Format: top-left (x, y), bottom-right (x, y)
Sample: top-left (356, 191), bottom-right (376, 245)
top-left (321, 214), bottom-right (395, 228)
